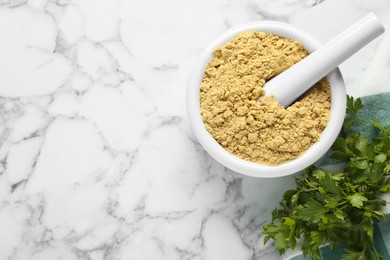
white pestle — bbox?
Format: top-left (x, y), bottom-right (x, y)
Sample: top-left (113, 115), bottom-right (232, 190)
top-left (263, 13), bottom-right (385, 107)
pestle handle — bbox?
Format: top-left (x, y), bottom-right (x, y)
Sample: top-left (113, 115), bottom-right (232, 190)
top-left (263, 13), bottom-right (385, 107)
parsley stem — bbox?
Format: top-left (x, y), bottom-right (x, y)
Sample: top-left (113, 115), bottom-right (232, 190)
top-left (352, 114), bottom-right (390, 135)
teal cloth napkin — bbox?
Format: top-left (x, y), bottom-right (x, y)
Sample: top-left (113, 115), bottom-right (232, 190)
top-left (289, 93), bottom-right (390, 260)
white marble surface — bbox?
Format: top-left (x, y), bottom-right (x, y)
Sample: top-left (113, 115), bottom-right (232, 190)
top-left (0, 0), bottom-right (389, 259)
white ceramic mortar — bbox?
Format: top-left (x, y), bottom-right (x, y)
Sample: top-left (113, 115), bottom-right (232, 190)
top-left (186, 21), bottom-right (346, 178)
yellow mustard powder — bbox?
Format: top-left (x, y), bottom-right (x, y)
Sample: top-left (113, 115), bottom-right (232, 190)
top-left (200, 31), bottom-right (331, 165)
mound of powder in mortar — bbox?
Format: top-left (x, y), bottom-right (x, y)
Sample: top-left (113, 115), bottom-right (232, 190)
top-left (200, 31), bottom-right (331, 165)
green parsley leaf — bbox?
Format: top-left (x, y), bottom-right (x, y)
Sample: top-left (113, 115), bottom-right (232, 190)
top-left (346, 95), bottom-right (363, 116)
top-left (348, 193), bottom-right (368, 209)
top-left (355, 134), bottom-right (369, 155)
top-left (375, 153), bottom-right (387, 163)
top-left (295, 199), bottom-right (328, 223)
top-left (322, 174), bottom-right (342, 195)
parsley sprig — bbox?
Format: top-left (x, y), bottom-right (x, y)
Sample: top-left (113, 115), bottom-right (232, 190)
top-left (263, 96), bottom-right (390, 260)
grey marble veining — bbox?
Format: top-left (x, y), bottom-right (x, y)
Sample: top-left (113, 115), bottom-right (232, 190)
top-left (0, 0), bottom-right (389, 259)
